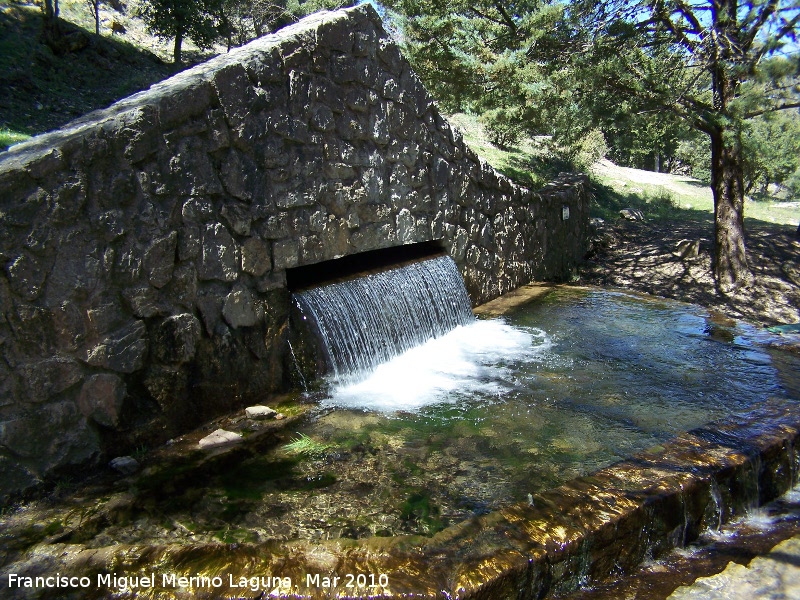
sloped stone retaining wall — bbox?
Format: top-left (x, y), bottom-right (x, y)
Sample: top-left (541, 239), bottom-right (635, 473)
top-left (0, 4), bottom-right (589, 499)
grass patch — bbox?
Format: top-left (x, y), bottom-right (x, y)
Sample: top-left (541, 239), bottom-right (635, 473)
top-left (592, 168), bottom-right (797, 227)
top-left (283, 433), bottom-right (333, 459)
top-left (447, 113), bottom-right (565, 190)
top-left (0, 127), bottom-right (30, 151)
top-left (590, 180), bottom-right (691, 223)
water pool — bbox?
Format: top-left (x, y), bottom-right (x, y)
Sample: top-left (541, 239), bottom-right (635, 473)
top-left (90, 286), bottom-right (799, 545)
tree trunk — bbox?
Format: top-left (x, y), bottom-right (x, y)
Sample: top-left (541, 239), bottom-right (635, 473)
top-left (41, 0), bottom-right (63, 48)
top-left (173, 31), bottom-right (183, 65)
top-left (94, 0), bottom-right (100, 36)
top-left (709, 127), bottom-right (752, 294)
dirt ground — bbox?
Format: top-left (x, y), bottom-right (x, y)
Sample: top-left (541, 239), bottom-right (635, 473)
top-left (580, 216), bottom-right (800, 328)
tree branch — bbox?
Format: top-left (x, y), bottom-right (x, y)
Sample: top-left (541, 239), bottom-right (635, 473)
top-left (492, 1), bottom-right (518, 33)
top-left (748, 11), bottom-right (800, 70)
top-left (468, 6), bottom-right (508, 29)
top-left (741, 0), bottom-right (779, 53)
top-left (744, 100), bottom-right (800, 119)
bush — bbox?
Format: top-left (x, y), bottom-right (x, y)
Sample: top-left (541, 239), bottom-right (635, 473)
top-left (675, 136), bottom-right (711, 183)
top-left (479, 107), bottom-right (525, 149)
top-left (571, 128), bottom-right (608, 171)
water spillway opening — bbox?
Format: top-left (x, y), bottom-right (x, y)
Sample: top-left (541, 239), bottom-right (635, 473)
top-left (291, 252), bottom-right (475, 387)
top-left (286, 240), bottom-right (449, 290)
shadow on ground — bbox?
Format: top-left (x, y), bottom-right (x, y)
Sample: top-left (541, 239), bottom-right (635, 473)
top-left (582, 181), bottom-right (800, 327)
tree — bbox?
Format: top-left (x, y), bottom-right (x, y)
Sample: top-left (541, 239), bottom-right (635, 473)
top-left (581, 0), bottom-right (800, 292)
top-left (214, 0), bottom-right (355, 50)
top-left (741, 106), bottom-right (800, 195)
top-left (133, 0), bottom-right (222, 64)
top-left (87, 0), bottom-right (102, 35)
top-left (388, 0), bottom-right (800, 294)
top-left (40, 0), bottom-right (63, 48)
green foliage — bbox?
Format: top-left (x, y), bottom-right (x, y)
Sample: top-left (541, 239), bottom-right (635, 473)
top-left (675, 134), bottom-right (712, 184)
top-left (675, 109), bottom-right (800, 197)
top-left (384, 0), bottom-right (568, 125)
top-left (132, 0), bottom-right (221, 62)
top-left (0, 128), bottom-right (30, 152)
top-left (283, 433), bottom-right (333, 459)
top-left (217, 0), bottom-right (353, 49)
top-left (590, 179), bottom-right (686, 223)
top-left (43, 520), bottom-right (64, 536)
top-left (741, 110), bottom-right (800, 197)
top-left (130, 444), bottom-right (149, 461)
top-left (479, 106), bottom-right (525, 149)
top-left (447, 112), bottom-right (556, 188)
top-left (569, 128), bottom-right (608, 171)
top-left (388, 0), bottom-right (799, 288)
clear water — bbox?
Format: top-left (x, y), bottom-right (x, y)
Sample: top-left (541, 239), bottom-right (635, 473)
top-left (37, 287), bottom-right (798, 546)
top-left (214, 287), bottom-right (798, 541)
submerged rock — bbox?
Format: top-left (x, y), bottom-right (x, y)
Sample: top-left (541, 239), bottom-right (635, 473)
top-left (198, 429), bottom-right (243, 449)
top-left (109, 456), bottom-right (140, 475)
top-left (245, 405), bottom-right (277, 419)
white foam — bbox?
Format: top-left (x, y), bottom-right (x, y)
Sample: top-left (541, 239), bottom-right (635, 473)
top-left (323, 319), bottom-right (550, 412)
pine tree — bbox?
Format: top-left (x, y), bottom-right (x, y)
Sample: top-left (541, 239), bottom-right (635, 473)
top-left (133, 0), bottom-right (222, 64)
top-left (388, 0), bottom-right (800, 294)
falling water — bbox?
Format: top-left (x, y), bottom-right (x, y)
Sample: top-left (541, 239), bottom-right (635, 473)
top-left (294, 255), bottom-right (475, 384)
top-left (710, 479), bottom-right (724, 530)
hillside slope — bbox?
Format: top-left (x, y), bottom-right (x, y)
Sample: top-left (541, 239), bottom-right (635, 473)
top-left (0, 0), bottom-right (218, 148)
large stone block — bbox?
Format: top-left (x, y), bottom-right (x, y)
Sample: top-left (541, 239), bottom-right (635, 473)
top-left (6, 252), bottom-right (47, 301)
top-left (212, 62), bottom-right (256, 128)
top-left (311, 106), bottom-right (336, 132)
top-left (0, 400), bottom-right (99, 467)
top-left (317, 13), bottom-right (354, 53)
top-left (222, 288), bottom-right (261, 329)
top-left (144, 231), bottom-right (178, 289)
top-left (123, 286), bottom-right (163, 318)
top-left (161, 136), bottom-right (223, 196)
top-left (153, 313), bottom-right (202, 364)
top-left (221, 149), bottom-right (262, 202)
top-left (221, 202), bottom-right (253, 236)
top-left (272, 239), bottom-right (300, 269)
top-left (19, 357), bottom-right (83, 404)
top-left (199, 223), bottom-right (239, 282)
top-left (86, 320), bottom-right (147, 374)
top-left (78, 373), bottom-right (126, 428)
top-left (241, 237), bottom-right (271, 276)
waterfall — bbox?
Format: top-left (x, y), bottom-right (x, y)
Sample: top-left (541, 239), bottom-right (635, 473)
top-left (294, 254), bottom-right (474, 384)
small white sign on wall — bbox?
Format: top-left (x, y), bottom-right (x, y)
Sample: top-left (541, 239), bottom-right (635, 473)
top-left (562, 206), bottom-right (570, 221)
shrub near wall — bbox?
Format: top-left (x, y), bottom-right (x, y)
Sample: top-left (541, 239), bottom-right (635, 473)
top-left (0, 4), bottom-right (589, 500)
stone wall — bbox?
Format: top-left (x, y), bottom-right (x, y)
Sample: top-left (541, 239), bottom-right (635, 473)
top-left (0, 4), bottom-right (589, 500)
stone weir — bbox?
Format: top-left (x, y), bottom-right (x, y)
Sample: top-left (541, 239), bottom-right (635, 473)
top-left (0, 5), bottom-right (590, 500)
